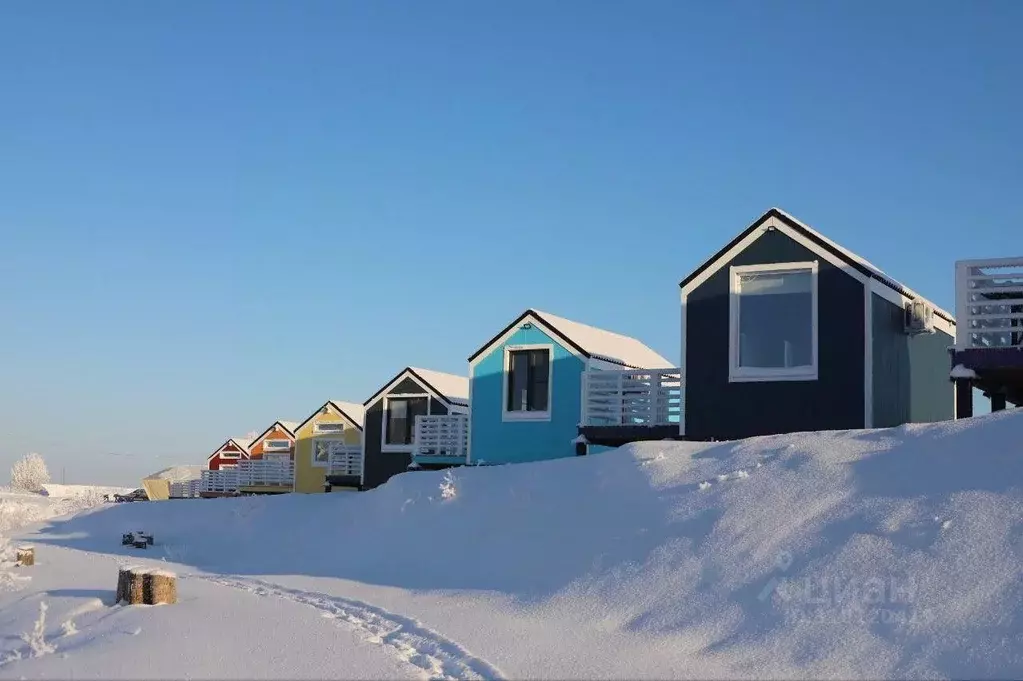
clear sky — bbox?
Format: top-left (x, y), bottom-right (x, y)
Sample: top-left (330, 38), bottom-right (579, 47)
top-left (1, 1), bottom-right (1018, 486)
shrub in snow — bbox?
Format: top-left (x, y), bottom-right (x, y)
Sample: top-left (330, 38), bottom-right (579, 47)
top-left (61, 618), bottom-right (78, 637)
top-left (10, 453), bottom-right (50, 493)
top-left (439, 470), bottom-right (457, 500)
top-left (21, 601), bottom-right (56, 657)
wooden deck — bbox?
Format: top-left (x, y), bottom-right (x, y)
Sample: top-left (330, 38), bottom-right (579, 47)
top-left (952, 257), bottom-right (1023, 416)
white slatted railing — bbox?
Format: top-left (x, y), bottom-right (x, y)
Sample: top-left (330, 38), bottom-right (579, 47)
top-left (956, 257), bottom-right (1023, 351)
top-left (412, 414), bottom-right (469, 462)
top-left (583, 368), bottom-right (682, 427)
top-left (328, 445), bottom-right (362, 477)
top-left (200, 468), bottom-right (240, 493)
top-left (200, 459), bottom-right (294, 493)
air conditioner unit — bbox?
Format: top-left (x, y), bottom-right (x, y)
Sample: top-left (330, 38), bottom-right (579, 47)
top-left (904, 299), bottom-right (935, 335)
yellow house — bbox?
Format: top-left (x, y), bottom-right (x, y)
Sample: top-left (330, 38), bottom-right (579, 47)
top-left (292, 399), bottom-right (365, 493)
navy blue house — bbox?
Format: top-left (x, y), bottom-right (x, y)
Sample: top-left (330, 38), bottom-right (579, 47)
top-left (679, 208), bottom-right (957, 442)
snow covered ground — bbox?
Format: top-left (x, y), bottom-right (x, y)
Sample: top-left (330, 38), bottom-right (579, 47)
top-left (2, 411), bottom-right (1022, 679)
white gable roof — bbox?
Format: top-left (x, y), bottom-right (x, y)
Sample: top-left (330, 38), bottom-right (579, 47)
top-left (532, 309), bottom-right (674, 369)
top-left (228, 435), bottom-right (254, 452)
top-left (409, 367), bottom-right (470, 404)
top-left (277, 421), bottom-right (300, 435)
top-left (328, 400), bottom-right (366, 426)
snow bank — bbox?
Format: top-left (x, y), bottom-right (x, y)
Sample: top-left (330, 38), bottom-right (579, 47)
top-left (40, 484), bottom-right (132, 499)
top-left (10, 410), bottom-right (1023, 679)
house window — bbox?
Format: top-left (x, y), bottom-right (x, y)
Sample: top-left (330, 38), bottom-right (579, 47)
top-left (504, 346), bottom-right (552, 419)
top-left (220, 449), bottom-right (240, 459)
top-left (263, 439), bottom-right (291, 451)
top-left (729, 261), bottom-right (818, 382)
top-left (313, 439), bottom-right (346, 467)
top-left (314, 422), bottom-right (345, 435)
top-left (385, 396), bottom-right (428, 446)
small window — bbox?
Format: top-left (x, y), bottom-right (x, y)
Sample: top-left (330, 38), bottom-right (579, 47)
top-left (505, 347), bottom-right (551, 418)
top-left (263, 439), bottom-right (291, 451)
top-left (385, 397), bottom-right (428, 446)
top-left (729, 262), bottom-right (818, 382)
top-left (314, 422), bottom-right (345, 435)
top-left (220, 448), bottom-right (241, 459)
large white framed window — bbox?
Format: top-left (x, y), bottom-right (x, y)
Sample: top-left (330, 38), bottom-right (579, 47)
top-left (502, 344), bottom-right (553, 421)
top-left (382, 394), bottom-right (430, 449)
top-left (263, 439), bottom-right (291, 451)
top-left (729, 261), bottom-right (819, 382)
top-left (220, 448), bottom-right (241, 459)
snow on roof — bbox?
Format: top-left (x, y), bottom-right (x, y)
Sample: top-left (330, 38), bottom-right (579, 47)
top-left (408, 367), bottom-right (470, 404)
top-left (772, 208), bottom-right (954, 321)
top-left (229, 435), bottom-right (253, 451)
top-left (277, 421), bottom-right (300, 435)
top-left (144, 465), bottom-right (205, 482)
top-left (532, 309), bottom-right (674, 369)
top-left (329, 400), bottom-right (366, 426)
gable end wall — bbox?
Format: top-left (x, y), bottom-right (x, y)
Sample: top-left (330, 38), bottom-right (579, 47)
top-left (683, 229), bottom-right (865, 440)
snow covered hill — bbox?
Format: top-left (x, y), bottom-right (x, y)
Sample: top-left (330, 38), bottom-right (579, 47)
top-left (2, 410), bottom-right (1022, 679)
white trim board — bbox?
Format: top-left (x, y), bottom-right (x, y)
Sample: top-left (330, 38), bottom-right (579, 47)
top-left (469, 313), bottom-right (586, 372)
top-left (679, 211), bottom-right (954, 327)
top-left (364, 368), bottom-right (466, 413)
top-left (680, 215), bottom-right (870, 298)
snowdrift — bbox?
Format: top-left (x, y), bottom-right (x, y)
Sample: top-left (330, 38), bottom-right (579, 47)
top-left (20, 410), bottom-right (1023, 679)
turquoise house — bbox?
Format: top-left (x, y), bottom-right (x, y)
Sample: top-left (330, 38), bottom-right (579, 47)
top-left (466, 308), bottom-right (674, 465)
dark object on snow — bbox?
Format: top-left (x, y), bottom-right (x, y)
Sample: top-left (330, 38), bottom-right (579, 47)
top-left (123, 531), bottom-right (154, 548)
top-left (114, 489), bottom-right (149, 503)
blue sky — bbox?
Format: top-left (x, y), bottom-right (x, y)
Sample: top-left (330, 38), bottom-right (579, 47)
top-left (1, 1), bottom-right (1019, 486)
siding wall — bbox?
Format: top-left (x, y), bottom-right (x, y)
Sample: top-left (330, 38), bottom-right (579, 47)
top-left (207, 441), bottom-right (247, 471)
top-left (362, 377), bottom-right (450, 490)
top-left (872, 294), bottom-right (954, 427)
top-left (248, 424), bottom-right (296, 460)
top-left (293, 404), bottom-right (362, 494)
top-left (683, 230), bottom-right (866, 441)
top-left (469, 325), bottom-right (585, 465)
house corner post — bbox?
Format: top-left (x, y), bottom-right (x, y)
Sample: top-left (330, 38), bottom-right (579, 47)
top-left (955, 379), bottom-right (973, 419)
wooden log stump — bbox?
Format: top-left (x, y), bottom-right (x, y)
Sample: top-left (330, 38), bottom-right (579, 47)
top-left (15, 546), bottom-right (34, 567)
top-left (127, 568), bottom-right (151, 605)
top-left (145, 570), bottom-right (178, 605)
top-left (116, 567), bottom-right (177, 605)
top-left (116, 565), bottom-right (138, 603)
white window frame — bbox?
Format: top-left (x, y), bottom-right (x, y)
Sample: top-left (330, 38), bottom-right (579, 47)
top-left (219, 448), bottom-right (241, 459)
top-left (262, 439), bottom-right (291, 451)
top-left (502, 344), bottom-right (554, 422)
top-left (728, 261), bottom-right (819, 383)
top-left (313, 421), bottom-right (345, 435)
top-left (311, 437), bottom-right (346, 468)
top-left (381, 393), bottom-right (431, 452)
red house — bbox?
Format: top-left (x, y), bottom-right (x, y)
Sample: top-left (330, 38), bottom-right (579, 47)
top-left (207, 434), bottom-right (256, 471)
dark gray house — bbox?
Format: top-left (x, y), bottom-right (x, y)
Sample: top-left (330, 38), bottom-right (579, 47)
top-left (360, 366), bottom-right (470, 490)
top-left (679, 207), bottom-right (956, 441)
